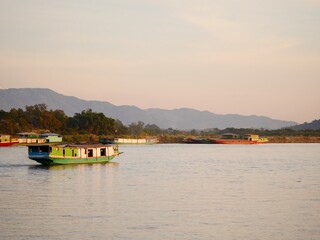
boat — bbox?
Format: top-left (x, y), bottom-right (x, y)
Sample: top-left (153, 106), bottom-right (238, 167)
top-left (210, 133), bottom-right (268, 144)
top-left (99, 137), bottom-right (159, 144)
top-left (99, 138), bottom-right (115, 144)
top-left (182, 138), bottom-right (211, 144)
top-left (113, 138), bottom-right (159, 144)
top-left (244, 134), bottom-right (269, 143)
top-left (0, 134), bottom-right (19, 147)
top-left (28, 143), bottom-right (121, 165)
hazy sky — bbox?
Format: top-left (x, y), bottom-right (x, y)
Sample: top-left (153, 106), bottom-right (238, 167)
top-left (1, 0), bottom-right (319, 123)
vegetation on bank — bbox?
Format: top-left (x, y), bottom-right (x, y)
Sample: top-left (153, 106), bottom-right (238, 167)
top-left (0, 104), bottom-right (319, 143)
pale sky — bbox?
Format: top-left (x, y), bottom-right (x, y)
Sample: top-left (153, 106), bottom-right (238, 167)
top-left (0, 0), bottom-right (319, 123)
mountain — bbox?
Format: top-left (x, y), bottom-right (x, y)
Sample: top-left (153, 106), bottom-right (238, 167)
top-left (0, 88), bottom-right (297, 130)
top-left (290, 119), bottom-right (320, 130)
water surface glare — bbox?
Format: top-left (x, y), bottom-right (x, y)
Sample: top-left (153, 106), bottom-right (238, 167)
top-left (1, 144), bottom-right (320, 239)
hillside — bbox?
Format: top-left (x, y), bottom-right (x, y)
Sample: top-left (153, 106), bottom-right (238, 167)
top-left (0, 88), bottom-right (297, 130)
top-left (290, 119), bottom-right (320, 130)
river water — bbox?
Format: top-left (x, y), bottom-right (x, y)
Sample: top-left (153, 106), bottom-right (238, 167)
top-left (1, 144), bottom-right (320, 240)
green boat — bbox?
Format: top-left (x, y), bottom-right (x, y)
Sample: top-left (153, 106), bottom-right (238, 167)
top-left (28, 143), bottom-right (121, 165)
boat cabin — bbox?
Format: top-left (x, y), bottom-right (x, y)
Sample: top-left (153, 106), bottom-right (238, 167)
top-left (17, 132), bottom-right (45, 144)
top-left (243, 134), bottom-right (260, 141)
top-left (221, 133), bottom-right (241, 139)
top-left (28, 144), bottom-right (117, 159)
top-left (39, 133), bottom-right (63, 143)
top-left (0, 134), bottom-right (11, 143)
top-left (0, 134), bottom-right (18, 145)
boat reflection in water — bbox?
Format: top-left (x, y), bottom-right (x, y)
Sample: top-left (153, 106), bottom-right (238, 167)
top-left (29, 161), bottom-right (119, 170)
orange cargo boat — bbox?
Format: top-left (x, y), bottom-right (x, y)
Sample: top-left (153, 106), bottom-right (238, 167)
top-left (210, 133), bottom-right (268, 144)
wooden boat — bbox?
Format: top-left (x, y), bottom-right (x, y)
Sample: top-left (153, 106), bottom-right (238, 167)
top-left (210, 133), bottom-right (268, 144)
top-left (0, 134), bottom-right (19, 147)
top-left (28, 143), bottom-right (121, 165)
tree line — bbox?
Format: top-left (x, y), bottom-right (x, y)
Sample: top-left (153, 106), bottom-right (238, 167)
top-left (0, 104), bottom-right (319, 138)
top-left (0, 104), bottom-right (163, 137)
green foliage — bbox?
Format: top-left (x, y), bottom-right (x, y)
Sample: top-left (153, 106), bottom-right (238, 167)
top-left (128, 121), bottom-right (145, 136)
top-left (0, 104), bottom-right (124, 136)
top-left (69, 109), bottom-right (116, 135)
top-left (62, 134), bottom-right (99, 143)
top-left (144, 124), bottom-right (162, 135)
top-left (159, 134), bottom-right (185, 143)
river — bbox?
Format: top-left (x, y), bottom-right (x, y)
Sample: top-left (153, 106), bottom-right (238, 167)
top-left (1, 144), bottom-right (320, 240)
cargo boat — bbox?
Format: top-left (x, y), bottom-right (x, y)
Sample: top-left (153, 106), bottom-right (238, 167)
top-left (28, 143), bottom-right (121, 165)
top-left (0, 134), bottom-right (19, 147)
top-left (182, 138), bottom-right (212, 144)
top-left (210, 133), bottom-right (268, 144)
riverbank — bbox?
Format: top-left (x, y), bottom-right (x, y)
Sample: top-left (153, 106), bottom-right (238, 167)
top-left (267, 136), bottom-right (320, 143)
top-left (158, 135), bottom-right (320, 143)
top-left (10, 135), bottom-right (320, 145)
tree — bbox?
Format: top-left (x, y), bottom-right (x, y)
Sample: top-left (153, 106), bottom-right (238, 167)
top-left (144, 124), bottom-right (162, 135)
top-left (114, 119), bottom-right (128, 135)
top-left (25, 104), bottom-right (48, 128)
top-left (128, 121), bottom-right (145, 136)
top-left (68, 109), bottom-right (116, 135)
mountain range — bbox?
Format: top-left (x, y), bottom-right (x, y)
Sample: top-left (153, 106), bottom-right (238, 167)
top-left (0, 88), bottom-right (297, 130)
top-left (290, 119), bottom-right (320, 130)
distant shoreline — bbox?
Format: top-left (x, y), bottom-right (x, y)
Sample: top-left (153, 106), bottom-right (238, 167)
top-left (8, 136), bottom-right (320, 146)
top-left (267, 136), bottom-right (320, 143)
top-left (159, 136), bottom-right (320, 144)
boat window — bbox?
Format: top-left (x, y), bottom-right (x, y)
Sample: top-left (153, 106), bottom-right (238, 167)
top-left (100, 148), bottom-right (106, 156)
top-left (88, 149), bottom-right (93, 157)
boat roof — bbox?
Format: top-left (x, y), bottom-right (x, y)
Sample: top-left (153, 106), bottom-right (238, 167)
top-left (17, 132), bottom-right (39, 136)
top-left (61, 143), bottom-right (110, 148)
top-left (0, 134), bottom-right (11, 137)
top-left (39, 133), bottom-right (61, 137)
top-left (221, 133), bottom-right (239, 136)
top-left (28, 144), bottom-right (51, 147)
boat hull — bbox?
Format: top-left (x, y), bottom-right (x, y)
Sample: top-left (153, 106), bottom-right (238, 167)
top-left (182, 138), bottom-right (212, 144)
top-left (29, 155), bottom-right (117, 165)
top-left (210, 139), bottom-right (258, 144)
top-left (0, 141), bottom-right (19, 147)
